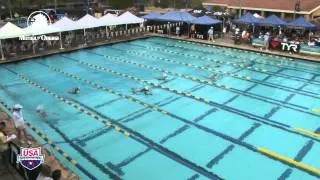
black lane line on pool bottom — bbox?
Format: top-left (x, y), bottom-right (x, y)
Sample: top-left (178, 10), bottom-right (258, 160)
top-left (264, 106), bottom-right (281, 119)
top-left (223, 95), bottom-right (240, 105)
top-left (278, 169), bottom-right (293, 180)
top-left (94, 97), bottom-right (122, 108)
top-left (284, 94), bottom-right (295, 103)
top-left (74, 126), bottom-right (114, 147)
top-left (238, 123), bottom-right (261, 141)
top-left (45, 119), bottom-right (122, 179)
top-left (106, 148), bottom-right (152, 176)
top-left (159, 125), bottom-right (190, 144)
top-left (206, 145), bottom-right (235, 168)
top-left (278, 140), bottom-right (314, 180)
top-left (188, 174), bottom-right (200, 180)
top-left (193, 108), bottom-right (218, 123)
top-left (206, 123), bottom-right (261, 168)
top-left (297, 74), bottom-right (318, 91)
top-left (294, 140), bottom-right (314, 162)
top-left (69, 98), bottom-right (223, 180)
top-left (62, 57), bottom-right (320, 143)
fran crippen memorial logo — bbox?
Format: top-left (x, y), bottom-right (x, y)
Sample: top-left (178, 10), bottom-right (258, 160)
top-left (17, 147), bottom-right (45, 170)
top-left (27, 11), bottom-right (51, 27)
top-left (19, 11), bottom-right (59, 41)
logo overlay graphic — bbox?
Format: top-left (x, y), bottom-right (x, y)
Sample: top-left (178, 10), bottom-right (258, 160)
top-left (19, 11), bottom-right (59, 41)
top-left (27, 11), bottom-right (51, 27)
top-left (17, 147), bottom-right (45, 170)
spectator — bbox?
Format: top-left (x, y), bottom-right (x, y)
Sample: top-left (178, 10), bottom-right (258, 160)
top-left (190, 24), bottom-right (196, 38)
top-left (37, 164), bottom-right (53, 180)
top-left (12, 104), bottom-right (31, 145)
top-left (208, 27), bottom-right (214, 41)
top-left (0, 121), bottom-right (15, 169)
top-left (263, 32), bottom-right (270, 51)
top-left (176, 26), bottom-right (180, 36)
top-left (52, 169), bottom-right (62, 180)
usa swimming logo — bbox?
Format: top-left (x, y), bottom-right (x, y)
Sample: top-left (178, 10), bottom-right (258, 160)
top-left (17, 147), bottom-right (45, 170)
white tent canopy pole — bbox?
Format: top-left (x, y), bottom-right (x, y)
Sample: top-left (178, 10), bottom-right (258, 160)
top-left (59, 32), bottom-right (63, 49)
top-left (0, 40), bottom-right (4, 60)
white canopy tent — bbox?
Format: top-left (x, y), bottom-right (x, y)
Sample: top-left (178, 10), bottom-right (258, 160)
top-left (75, 14), bottom-right (101, 45)
top-left (50, 17), bottom-right (81, 32)
top-left (76, 14), bottom-right (101, 29)
top-left (24, 24), bottom-right (61, 54)
top-left (0, 22), bottom-right (28, 60)
top-left (117, 11), bottom-right (144, 29)
top-left (0, 22), bottom-right (28, 39)
top-left (98, 13), bottom-right (120, 35)
top-left (98, 13), bottom-right (119, 26)
top-left (24, 24), bottom-right (61, 36)
top-left (50, 17), bottom-right (82, 49)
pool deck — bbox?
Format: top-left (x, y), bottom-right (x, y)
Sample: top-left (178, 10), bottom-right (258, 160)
top-left (0, 33), bottom-right (319, 65)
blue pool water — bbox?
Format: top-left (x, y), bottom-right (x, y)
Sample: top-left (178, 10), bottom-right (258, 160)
top-left (0, 37), bottom-right (320, 179)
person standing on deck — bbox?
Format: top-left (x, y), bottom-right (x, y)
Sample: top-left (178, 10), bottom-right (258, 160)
top-left (208, 27), bottom-right (214, 41)
top-left (176, 26), bottom-right (180, 36)
top-left (264, 32), bottom-right (270, 51)
top-left (0, 121), bottom-right (16, 169)
top-left (12, 104), bottom-right (31, 145)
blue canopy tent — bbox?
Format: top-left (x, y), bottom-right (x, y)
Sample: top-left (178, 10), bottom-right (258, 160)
top-left (287, 16), bottom-right (316, 30)
top-left (258, 14), bottom-right (287, 27)
top-left (156, 11), bottom-right (196, 23)
top-left (142, 12), bottom-right (162, 20)
top-left (233, 12), bottom-right (260, 25)
top-left (191, 15), bottom-right (221, 25)
top-left (156, 11), bottom-right (196, 36)
top-left (256, 14), bottom-right (288, 35)
top-left (233, 12), bottom-right (260, 32)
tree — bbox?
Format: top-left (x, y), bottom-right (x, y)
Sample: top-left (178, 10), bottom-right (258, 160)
top-left (109, 0), bottom-right (134, 9)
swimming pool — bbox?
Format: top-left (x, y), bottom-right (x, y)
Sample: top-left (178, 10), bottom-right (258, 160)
top-left (0, 36), bottom-right (320, 179)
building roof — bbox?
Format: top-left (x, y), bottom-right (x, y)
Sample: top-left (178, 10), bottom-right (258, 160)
top-left (203, 0), bottom-right (320, 12)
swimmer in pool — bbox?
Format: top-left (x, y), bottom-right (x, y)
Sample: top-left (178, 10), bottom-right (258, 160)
top-left (158, 73), bottom-right (168, 81)
top-left (36, 105), bottom-right (47, 120)
top-left (68, 87), bottom-right (80, 94)
top-left (131, 86), bottom-right (152, 95)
